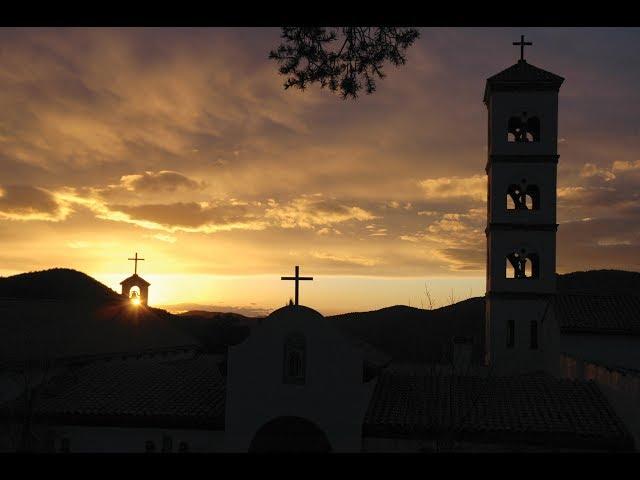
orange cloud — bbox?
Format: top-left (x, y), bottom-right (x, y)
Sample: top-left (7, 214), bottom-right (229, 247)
top-left (0, 185), bottom-right (71, 222)
top-left (264, 194), bottom-right (377, 229)
top-left (311, 250), bottom-right (381, 267)
top-left (119, 171), bottom-right (204, 192)
top-left (419, 175), bottom-right (486, 202)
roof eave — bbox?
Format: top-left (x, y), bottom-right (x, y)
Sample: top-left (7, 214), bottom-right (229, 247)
top-left (483, 79), bottom-right (565, 105)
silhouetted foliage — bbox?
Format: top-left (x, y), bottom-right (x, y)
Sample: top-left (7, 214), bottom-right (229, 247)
top-left (269, 27), bottom-right (420, 99)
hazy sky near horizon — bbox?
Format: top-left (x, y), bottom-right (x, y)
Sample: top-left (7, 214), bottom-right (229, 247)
top-left (1, 27), bottom-right (639, 315)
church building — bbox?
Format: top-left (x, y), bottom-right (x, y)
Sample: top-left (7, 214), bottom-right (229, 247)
top-left (2, 38), bottom-right (638, 453)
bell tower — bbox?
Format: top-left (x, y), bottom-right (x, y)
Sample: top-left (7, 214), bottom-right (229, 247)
top-left (120, 252), bottom-right (150, 306)
top-left (484, 37), bottom-right (564, 375)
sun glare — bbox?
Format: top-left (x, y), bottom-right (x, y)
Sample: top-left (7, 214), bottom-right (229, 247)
top-left (131, 297), bottom-right (141, 306)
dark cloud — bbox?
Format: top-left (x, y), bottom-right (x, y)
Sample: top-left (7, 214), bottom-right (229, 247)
top-left (0, 185), bottom-right (62, 218)
top-left (120, 171), bottom-right (203, 192)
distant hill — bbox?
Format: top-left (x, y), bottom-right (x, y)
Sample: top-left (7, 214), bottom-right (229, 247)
top-left (2, 268), bottom-right (637, 366)
top-left (167, 311), bottom-right (256, 353)
top-left (0, 268), bottom-right (120, 302)
top-left (0, 269), bottom-right (199, 365)
top-left (162, 302), bottom-right (271, 317)
top-left (178, 310), bottom-right (255, 322)
top-left (159, 269), bottom-right (640, 364)
top-left (328, 298), bottom-right (485, 364)
top-left (327, 269), bottom-right (640, 364)
top-left (556, 270), bottom-right (640, 295)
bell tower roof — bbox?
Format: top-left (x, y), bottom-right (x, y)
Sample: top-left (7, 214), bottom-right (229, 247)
top-left (120, 273), bottom-right (150, 287)
top-left (483, 60), bottom-right (565, 105)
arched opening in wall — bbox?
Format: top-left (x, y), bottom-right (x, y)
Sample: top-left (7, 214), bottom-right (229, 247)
top-left (524, 257), bottom-right (533, 277)
top-left (505, 250), bottom-right (539, 279)
top-left (525, 185), bottom-right (540, 210)
top-left (506, 184), bottom-right (521, 210)
top-left (128, 286), bottom-right (141, 302)
top-left (249, 416), bottom-right (332, 453)
top-left (507, 113), bottom-right (540, 143)
top-left (527, 253), bottom-right (540, 277)
top-left (506, 183), bottom-right (540, 211)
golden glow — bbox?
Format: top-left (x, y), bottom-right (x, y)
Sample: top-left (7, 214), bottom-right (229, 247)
top-left (131, 297), bottom-right (141, 306)
top-left (93, 273), bottom-right (485, 316)
top-left (0, 29), bottom-right (637, 315)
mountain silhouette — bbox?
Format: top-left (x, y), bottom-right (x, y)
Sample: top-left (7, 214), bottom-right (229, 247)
top-left (327, 270), bottom-right (640, 364)
top-left (168, 311), bottom-right (254, 353)
top-left (328, 298), bottom-right (485, 364)
top-left (0, 268), bottom-right (120, 302)
top-left (0, 269), bottom-right (199, 365)
top-left (2, 268), bottom-right (638, 366)
top-left (556, 269), bottom-right (640, 295)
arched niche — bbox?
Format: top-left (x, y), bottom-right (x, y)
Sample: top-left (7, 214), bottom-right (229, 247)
top-left (505, 249), bottom-right (539, 279)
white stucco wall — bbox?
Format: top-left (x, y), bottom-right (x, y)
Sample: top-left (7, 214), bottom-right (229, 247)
top-left (225, 306), bottom-right (375, 452)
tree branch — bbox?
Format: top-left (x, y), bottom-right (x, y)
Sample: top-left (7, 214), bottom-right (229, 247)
top-left (270, 27), bottom-right (420, 99)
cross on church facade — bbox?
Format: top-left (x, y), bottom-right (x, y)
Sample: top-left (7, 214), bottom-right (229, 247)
top-left (513, 35), bottom-right (532, 61)
top-left (128, 252), bottom-right (145, 275)
top-left (281, 265), bottom-right (313, 306)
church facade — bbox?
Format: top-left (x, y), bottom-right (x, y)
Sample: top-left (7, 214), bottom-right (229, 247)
top-left (225, 305), bottom-right (374, 452)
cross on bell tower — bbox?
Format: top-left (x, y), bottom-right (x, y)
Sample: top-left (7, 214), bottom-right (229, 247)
top-left (513, 34), bottom-right (532, 61)
top-left (281, 266), bottom-right (313, 306)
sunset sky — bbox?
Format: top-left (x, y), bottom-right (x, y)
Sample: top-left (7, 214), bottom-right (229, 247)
top-left (1, 27), bottom-right (639, 315)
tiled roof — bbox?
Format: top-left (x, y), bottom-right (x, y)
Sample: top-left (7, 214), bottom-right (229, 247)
top-left (364, 371), bottom-right (633, 450)
top-left (7, 353), bottom-right (633, 449)
top-left (484, 60), bottom-right (564, 103)
top-left (555, 294), bottom-right (640, 335)
top-left (16, 355), bottom-right (226, 429)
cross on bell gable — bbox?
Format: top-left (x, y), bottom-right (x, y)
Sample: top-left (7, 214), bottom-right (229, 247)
top-left (128, 252), bottom-right (145, 275)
